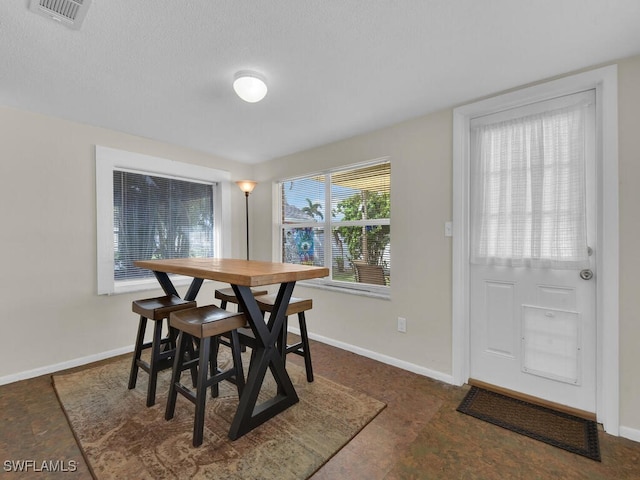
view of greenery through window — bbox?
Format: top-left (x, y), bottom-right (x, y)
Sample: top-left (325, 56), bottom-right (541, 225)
top-left (279, 161), bottom-right (391, 287)
top-left (113, 171), bottom-right (214, 281)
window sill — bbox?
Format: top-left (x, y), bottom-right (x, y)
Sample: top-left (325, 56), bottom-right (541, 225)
top-left (296, 279), bottom-right (391, 300)
top-left (107, 276), bottom-right (391, 301)
top-left (108, 275), bottom-right (194, 296)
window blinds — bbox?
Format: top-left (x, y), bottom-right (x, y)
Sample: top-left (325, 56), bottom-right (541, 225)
top-left (113, 170), bottom-right (215, 280)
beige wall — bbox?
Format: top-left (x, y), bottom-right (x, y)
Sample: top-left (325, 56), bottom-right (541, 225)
top-left (254, 55), bottom-right (640, 434)
top-left (252, 109), bottom-right (454, 377)
top-left (1, 54), bottom-right (639, 435)
top-left (0, 107), bottom-right (252, 377)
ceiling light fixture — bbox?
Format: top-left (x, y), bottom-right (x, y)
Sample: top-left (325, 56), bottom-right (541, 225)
top-left (233, 71), bottom-right (268, 103)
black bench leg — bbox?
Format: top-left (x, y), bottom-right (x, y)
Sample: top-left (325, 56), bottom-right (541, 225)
top-left (209, 335), bottom-right (220, 398)
top-left (298, 312), bottom-right (314, 382)
top-left (230, 330), bottom-right (245, 396)
top-left (165, 331), bottom-right (188, 421)
top-left (279, 316), bottom-right (289, 364)
top-left (187, 338), bottom-right (199, 387)
top-left (128, 316), bottom-right (147, 390)
top-left (146, 318), bottom-right (164, 407)
top-left (193, 337), bottom-right (211, 447)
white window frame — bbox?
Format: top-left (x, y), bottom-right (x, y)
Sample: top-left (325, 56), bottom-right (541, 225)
top-left (96, 145), bottom-right (232, 295)
top-left (272, 157), bottom-right (391, 299)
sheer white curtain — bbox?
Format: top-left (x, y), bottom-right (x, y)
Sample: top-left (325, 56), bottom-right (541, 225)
top-left (470, 95), bottom-right (592, 269)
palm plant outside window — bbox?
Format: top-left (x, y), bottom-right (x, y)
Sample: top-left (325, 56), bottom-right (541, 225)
top-left (278, 160), bottom-right (390, 290)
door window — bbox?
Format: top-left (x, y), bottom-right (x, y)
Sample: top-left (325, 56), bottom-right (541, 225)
top-left (470, 91), bottom-right (594, 270)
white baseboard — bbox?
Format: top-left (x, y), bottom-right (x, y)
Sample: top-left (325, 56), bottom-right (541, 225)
top-left (0, 345), bottom-right (133, 386)
top-left (6, 332), bottom-right (453, 387)
top-left (3, 332), bottom-right (455, 387)
top-left (619, 425), bottom-right (640, 443)
top-left (290, 328), bottom-right (454, 385)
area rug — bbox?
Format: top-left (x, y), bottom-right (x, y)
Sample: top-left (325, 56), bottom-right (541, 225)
top-left (53, 353), bottom-right (385, 479)
top-left (457, 386), bottom-right (600, 461)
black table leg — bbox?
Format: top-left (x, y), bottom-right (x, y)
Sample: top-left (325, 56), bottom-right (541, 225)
top-left (153, 271), bottom-right (180, 297)
top-left (228, 282), bottom-right (300, 440)
top-left (152, 271), bottom-right (204, 302)
top-left (184, 278), bottom-right (204, 302)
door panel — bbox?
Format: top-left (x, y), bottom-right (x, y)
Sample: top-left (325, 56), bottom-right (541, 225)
top-left (536, 285), bottom-right (576, 310)
top-left (470, 265), bottom-right (596, 412)
top-left (521, 305), bottom-right (581, 385)
top-left (484, 280), bottom-right (516, 357)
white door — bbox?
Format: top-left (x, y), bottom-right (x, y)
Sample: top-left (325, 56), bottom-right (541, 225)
top-left (468, 90), bottom-right (597, 413)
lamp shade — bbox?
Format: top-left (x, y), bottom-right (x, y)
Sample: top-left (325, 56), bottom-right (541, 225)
top-left (236, 180), bottom-right (257, 194)
top-left (233, 72), bottom-right (267, 103)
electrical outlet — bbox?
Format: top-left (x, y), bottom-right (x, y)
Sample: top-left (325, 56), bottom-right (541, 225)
top-left (397, 317), bottom-right (407, 333)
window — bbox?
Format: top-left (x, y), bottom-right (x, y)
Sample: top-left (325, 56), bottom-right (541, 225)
top-left (276, 159), bottom-right (390, 295)
top-left (96, 146), bottom-right (231, 294)
top-left (470, 91), bottom-right (594, 269)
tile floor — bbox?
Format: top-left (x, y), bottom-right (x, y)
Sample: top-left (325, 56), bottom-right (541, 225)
top-left (1, 338), bottom-right (639, 479)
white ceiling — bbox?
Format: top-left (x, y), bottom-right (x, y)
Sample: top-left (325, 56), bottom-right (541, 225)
top-left (2, 1), bottom-right (640, 164)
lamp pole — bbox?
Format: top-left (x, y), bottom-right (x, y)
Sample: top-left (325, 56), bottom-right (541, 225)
top-left (235, 180), bottom-right (257, 261)
top-left (244, 191), bottom-right (250, 260)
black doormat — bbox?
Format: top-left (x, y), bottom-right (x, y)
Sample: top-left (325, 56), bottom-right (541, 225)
top-left (457, 386), bottom-right (601, 461)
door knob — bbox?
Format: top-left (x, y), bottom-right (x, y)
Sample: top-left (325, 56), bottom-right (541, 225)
top-left (580, 269), bottom-right (593, 280)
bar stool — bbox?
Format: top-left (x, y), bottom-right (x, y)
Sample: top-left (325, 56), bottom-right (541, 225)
top-left (128, 295), bottom-right (197, 407)
top-left (214, 287), bottom-right (268, 310)
top-left (215, 287), bottom-right (268, 353)
top-left (246, 294), bottom-right (315, 382)
top-left (165, 305), bottom-right (246, 447)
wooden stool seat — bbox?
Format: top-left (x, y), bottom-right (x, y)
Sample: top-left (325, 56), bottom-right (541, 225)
top-left (170, 305), bottom-right (248, 338)
top-left (254, 294), bottom-right (312, 316)
top-left (132, 295), bottom-right (196, 320)
top-left (165, 305), bottom-right (246, 447)
top-left (128, 295), bottom-right (197, 407)
top-left (251, 294), bottom-right (314, 382)
top-left (214, 287), bottom-right (268, 309)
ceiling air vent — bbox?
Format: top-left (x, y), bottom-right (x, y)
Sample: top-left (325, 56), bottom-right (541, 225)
top-left (29, 0), bottom-right (92, 30)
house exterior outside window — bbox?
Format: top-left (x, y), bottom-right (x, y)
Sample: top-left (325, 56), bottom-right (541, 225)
top-left (276, 159), bottom-right (390, 296)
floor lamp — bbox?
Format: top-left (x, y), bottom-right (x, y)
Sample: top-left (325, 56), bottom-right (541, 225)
top-left (235, 180), bottom-right (257, 260)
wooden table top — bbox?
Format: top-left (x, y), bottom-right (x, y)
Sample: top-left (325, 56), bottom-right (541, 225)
top-left (134, 258), bottom-right (329, 287)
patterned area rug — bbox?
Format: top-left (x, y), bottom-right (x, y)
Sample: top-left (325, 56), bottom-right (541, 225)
top-left (53, 353), bottom-right (385, 479)
top-left (457, 386), bottom-right (600, 461)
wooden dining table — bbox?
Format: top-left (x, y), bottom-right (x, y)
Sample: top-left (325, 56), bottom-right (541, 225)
top-left (133, 257), bottom-right (329, 440)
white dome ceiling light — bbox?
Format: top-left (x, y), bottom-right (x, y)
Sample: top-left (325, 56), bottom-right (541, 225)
top-left (233, 71), bottom-right (268, 103)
